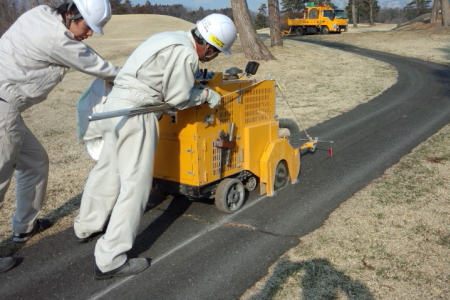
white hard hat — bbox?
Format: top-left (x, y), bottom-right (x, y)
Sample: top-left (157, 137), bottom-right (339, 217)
top-left (196, 14), bottom-right (237, 55)
top-left (71, 0), bottom-right (112, 35)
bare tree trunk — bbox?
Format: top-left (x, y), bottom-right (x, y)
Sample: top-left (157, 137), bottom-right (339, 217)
top-left (267, 0), bottom-right (282, 47)
top-left (369, 2), bottom-right (374, 25)
top-left (441, 0), bottom-right (450, 27)
top-left (230, 0), bottom-right (275, 60)
top-left (431, 0), bottom-right (439, 23)
top-left (352, 0), bottom-right (357, 28)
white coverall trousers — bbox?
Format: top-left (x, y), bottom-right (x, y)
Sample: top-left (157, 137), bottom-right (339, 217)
top-left (74, 98), bottom-right (159, 272)
top-left (0, 100), bottom-right (49, 233)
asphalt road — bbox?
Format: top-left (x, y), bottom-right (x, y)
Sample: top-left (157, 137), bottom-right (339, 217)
top-left (2, 40), bottom-right (450, 300)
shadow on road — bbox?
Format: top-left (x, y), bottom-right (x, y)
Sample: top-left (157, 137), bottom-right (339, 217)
top-left (432, 67), bottom-right (450, 86)
top-left (1, 188), bottom-right (200, 260)
top-left (0, 193), bottom-right (83, 257)
top-left (247, 257), bottom-right (374, 300)
top-left (128, 193), bottom-right (194, 258)
top-left (437, 47), bottom-right (450, 65)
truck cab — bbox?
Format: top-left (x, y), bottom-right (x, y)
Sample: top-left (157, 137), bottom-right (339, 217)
top-left (334, 9), bottom-right (349, 32)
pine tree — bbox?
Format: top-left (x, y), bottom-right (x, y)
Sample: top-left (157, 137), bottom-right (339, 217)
top-left (404, 0), bottom-right (432, 20)
top-left (280, 0), bottom-right (304, 13)
top-left (254, 4), bottom-right (267, 29)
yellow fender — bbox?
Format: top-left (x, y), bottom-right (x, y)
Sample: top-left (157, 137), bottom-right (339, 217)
top-left (259, 138), bottom-right (300, 196)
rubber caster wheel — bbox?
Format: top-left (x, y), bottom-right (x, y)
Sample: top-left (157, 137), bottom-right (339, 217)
top-left (215, 178), bottom-right (245, 213)
top-left (245, 176), bottom-right (258, 192)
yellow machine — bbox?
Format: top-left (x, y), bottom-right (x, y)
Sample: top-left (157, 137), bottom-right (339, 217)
top-left (152, 63), bottom-right (317, 213)
top-left (283, 3), bottom-right (348, 36)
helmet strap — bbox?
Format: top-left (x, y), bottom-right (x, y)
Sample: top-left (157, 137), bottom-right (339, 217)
top-left (66, 0), bottom-right (82, 21)
top-left (200, 44), bottom-right (219, 62)
top-left (201, 44), bottom-right (209, 62)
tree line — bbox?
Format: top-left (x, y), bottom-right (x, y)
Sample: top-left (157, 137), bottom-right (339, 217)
top-left (0, 0), bottom-right (60, 37)
top-left (0, 0), bottom-right (234, 37)
top-left (345, 0), bottom-right (433, 24)
top-left (108, 0), bottom-right (233, 23)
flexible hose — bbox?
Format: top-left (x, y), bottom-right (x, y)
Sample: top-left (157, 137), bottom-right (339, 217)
top-left (279, 118), bottom-right (303, 148)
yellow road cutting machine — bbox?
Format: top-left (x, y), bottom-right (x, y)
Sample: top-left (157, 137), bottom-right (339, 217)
top-left (152, 62), bottom-right (316, 213)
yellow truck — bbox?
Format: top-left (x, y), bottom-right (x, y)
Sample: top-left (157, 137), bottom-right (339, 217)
top-left (283, 3), bottom-right (348, 36)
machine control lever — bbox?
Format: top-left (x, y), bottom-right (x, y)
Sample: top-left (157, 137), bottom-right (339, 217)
top-left (224, 123), bottom-right (235, 165)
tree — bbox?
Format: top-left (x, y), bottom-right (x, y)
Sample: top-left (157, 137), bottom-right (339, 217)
top-left (326, 1), bottom-right (337, 9)
top-left (441, 0), bottom-right (450, 26)
top-left (255, 4), bottom-right (267, 28)
top-left (123, 0), bottom-right (132, 11)
top-left (430, 0), bottom-right (439, 22)
top-left (404, 0), bottom-right (432, 20)
top-left (365, 0), bottom-right (380, 25)
top-left (133, 1), bottom-right (153, 14)
top-left (110, 0), bottom-right (122, 9)
top-left (230, 0), bottom-right (275, 60)
top-left (268, 0), bottom-right (283, 47)
top-left (351, 0), bottom-right (357, 27)
top-left (377, 8), bottom-right (406, 24)
top-left (280, 0), bottom-right (303, 13)
top-left (347, 0), bottom-right (380, 25)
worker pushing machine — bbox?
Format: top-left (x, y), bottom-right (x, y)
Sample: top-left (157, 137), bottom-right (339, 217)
top-left (74, 14), bottom-right (238, 280)
top-left (0, 0), bottom-right (118, 272)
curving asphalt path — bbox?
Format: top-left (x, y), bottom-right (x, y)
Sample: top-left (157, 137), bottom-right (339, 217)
top-left (2, 40), bottom-right (450, 300)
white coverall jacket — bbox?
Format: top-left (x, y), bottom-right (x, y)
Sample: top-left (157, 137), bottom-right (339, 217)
top-left (74, 30), bottom-right (207, 272)
top-left (0, 5), bottom-right (119, 233)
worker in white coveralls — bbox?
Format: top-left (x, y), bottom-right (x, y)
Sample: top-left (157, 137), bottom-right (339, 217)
top-left (74, 14), bottom-right (237, 280)
top-left (0, 0), bottom-right (119, 272)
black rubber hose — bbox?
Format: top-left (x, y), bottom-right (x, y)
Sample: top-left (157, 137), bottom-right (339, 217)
top-left (278, 118), bottom-right (303, 148)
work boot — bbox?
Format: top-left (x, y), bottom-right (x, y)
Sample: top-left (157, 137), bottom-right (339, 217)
top-left (94, 258), bottom-right (150, 280)
top-left (0, 257), bottom-right (16, 273)
top-left (12, 219), bottom-right (52, 242)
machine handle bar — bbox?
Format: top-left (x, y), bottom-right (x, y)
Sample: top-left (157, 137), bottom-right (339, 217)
top-left (88, 104), bottom-right (172, 121)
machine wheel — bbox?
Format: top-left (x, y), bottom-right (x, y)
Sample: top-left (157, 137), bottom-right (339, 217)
top-left (295, 26), bottom-right (304, 36)
top-left (215, 178), bottom-right (245, 213)
top-left (245, 176), bottom-right (258, 192)
top-left (321, 26), bottom-right (329, 34)
top-left (274, 161), bottom-right (289, 191)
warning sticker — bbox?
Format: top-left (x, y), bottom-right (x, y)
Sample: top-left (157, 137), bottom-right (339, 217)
top-left (210, 34), bottom-right (225, 48)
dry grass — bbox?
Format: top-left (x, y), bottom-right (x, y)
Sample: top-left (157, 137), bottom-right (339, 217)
top-left (1, 14), bottom-right (449, 299)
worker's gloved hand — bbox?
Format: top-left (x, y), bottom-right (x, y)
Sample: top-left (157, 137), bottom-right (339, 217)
top-left (205, 89), bottom-right (221, 109)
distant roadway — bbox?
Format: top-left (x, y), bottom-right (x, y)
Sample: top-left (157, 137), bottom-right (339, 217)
top-left (2, 40), bottom-right (450, 300)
